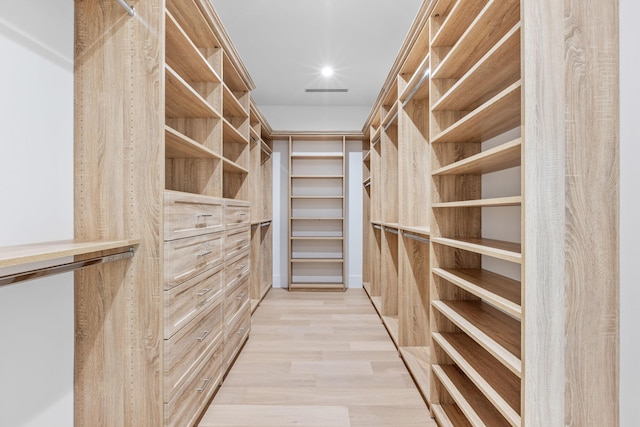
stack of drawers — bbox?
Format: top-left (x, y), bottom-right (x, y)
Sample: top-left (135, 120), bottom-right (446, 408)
top-left (163, 191), bottom-right (251, 427)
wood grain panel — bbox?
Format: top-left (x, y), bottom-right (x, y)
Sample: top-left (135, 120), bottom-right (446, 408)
top-left (74, 0), bottom-right (164, 425)
top-left (563, 0), bottom-right (619, 425)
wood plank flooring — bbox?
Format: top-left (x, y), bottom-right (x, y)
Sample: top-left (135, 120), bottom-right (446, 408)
top-left (199, 288), bottom-right (435, 427)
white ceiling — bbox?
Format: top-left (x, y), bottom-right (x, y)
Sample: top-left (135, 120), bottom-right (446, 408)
top-left (209, 0), bottom-right (424, 108)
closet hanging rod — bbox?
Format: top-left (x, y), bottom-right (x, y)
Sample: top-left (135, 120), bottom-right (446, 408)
top-left (384, 226), bottom-right (399, 235)
top-left (383, 111), bottom-right (399, 132)
top-left (116, 0), bottom-right (136, 16)
top-left (402, 70), bottom-right (430, 107)
top-left (0, 247), bottom-right (135, 288)
top-left (373, 224), bottom-right (382, 230)
top-left (260, 221), bottom-right (272, 227)
top-left (260, 145), bottom-right (272, 157)
top-left (403, 232), bottom-right (430, 244)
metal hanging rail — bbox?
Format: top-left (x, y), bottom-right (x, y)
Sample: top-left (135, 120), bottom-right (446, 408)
top-left (0, 247), bottom-right (136, 288)
top-left (402, 231), bottom-right (430, 244)
top-left (116, 0), bottom-right (136, 16)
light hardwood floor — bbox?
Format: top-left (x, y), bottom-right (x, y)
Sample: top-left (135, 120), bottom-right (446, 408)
top-left (199, 288), bottom-right (435, 427)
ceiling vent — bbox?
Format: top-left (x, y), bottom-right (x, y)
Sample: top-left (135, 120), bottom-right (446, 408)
top-left (305, 88), bottom-right (349, 93)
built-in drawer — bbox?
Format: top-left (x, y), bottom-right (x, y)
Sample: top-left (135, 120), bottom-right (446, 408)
top-left (225, 252), bottom-right (250, 290)
top-left (224, 302), bottom-right (250, 367)
top-left (164, 191), bottom-right (224, 241)
top-left (164, 340), bottom-right (225, 427)
top-left (164, 297), bottom-right (223, 403)
top-left (165, 232), bottom-right (223, 290)
top-left (224, 200), bottom-right (250, 229)
top-left (164, 264), bottom-right (224, 339)
top-left (224, 275), bottom-right (249, 324)
top-left (225, 227), bottom-right (250, 260)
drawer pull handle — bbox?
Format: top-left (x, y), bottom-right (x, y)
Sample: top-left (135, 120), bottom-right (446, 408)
top-left (197, 330), bottom-right (211, 342)
top-left (198, 214), bottom-right (213, 218)
top-left (197, 250), bottom-right (212, 258)
top-left (236, 293), bottom-right (245, 300)
top-left (236, 327), bottom-right (245, 335)
top-left (197, 378), bottom-right (211, 393)
top-left (236, 265), bottom-right (247, 271)
top-left (197, 288), bottom-right (212, 297)
top-left (237, 212), bottom-right (248, 217)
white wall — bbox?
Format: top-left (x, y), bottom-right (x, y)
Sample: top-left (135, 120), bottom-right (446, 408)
top-left (619, 0), bottom-right (639, 424)
top-left (0, 2), bottom-right (74, 427)
top-left (260, 105), bottom-right (370, 132)
top-left (272, 139), bottom-right (363, 288)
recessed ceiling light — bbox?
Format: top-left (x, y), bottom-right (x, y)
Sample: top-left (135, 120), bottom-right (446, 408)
top-left (321, 66), bottom-right (334, 77)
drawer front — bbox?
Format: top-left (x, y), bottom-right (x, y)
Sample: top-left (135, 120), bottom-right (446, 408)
top-left (164, 340), bottom-right (225, 427)
top-left (225, 227), bottom-right (251, 260)
top-left (224, 276), bottom-right (250, 324)
top-left (165, 232), bottom-right (223, 290)
top-left (225, 252), bottom-right (250, 290)
top-left (164, 191), bottom-right (224, 241)
top-left (164, 264), bottom-right (224, 339)
top-left (224, 202), bottom-right (250, 228)
top-left (225, 302), bottom-right (250, 367)
top-left (164, 298), bottom-right (224, 403)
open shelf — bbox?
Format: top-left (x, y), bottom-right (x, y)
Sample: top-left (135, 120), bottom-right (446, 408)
top-left (222, 157), bottom-right (249, 174)
top-left (432, 196), bottom-right (521, 208)
top-left (166, 0), bottom-right (221, 52)
top-left (431, 237), bottom-right (521, 264)
top-left (432, 0), bottom-right (520, 80)
top-left (433, 332), bottom-right (521, 426)
top-left (399, 54), bottom-right (430, 104)
top-left (223, 85), bottom-right (249, 119)
top-left (432, 300), bottom-right (521, 376)
top-left (165, 65), bottom-right (221, 118)
top-left (433, 268), bottom-right (521, 318)
top-left (432, 138), bottom-right (521, 176)
top-left (165, 126), bottom-right (221, 160)
top-left (290, 236), bottom-right (343, 241)
top-left (165, 11), bottom-right (221, 85)
top-left (0, 239), bottom-right (139, 269)
top-left (290, 153), bottom-right (343, 159)
top-left (433, 24), bottom-right (521, 112)
top-left (222, 119), bottom-right (249, 145)
top-left (432, 364), bottom-right (512, 427)
top-left (432, 81), bottom-right (521, 144)
top-left (382, 315), bottom-right (399, 346)
top-left (432, 403), bottom-right (472, 427)
top-left (399, 225), bottom-right (431, 236)
top-left (399, 346), bottom-right (430, 401)
top-left (290, 175), bottom-right (344, 179)
top-left (431, 0), bottom-right (489, 49)
top-left (290, 196), bottom-right (344, 200)
top-left (223, 52), bottom-right (250, 93)
top-left (289, 283), bottom-right (345, 291)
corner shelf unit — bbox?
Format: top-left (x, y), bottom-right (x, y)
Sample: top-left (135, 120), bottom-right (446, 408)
top-left (288, 136), bottom-right (346, 291)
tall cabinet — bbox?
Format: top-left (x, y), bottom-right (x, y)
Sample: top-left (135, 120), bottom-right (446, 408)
top-left (363, 0), bottom-right (618, 426)
top-left (74, 0), bottom-right (271, 425)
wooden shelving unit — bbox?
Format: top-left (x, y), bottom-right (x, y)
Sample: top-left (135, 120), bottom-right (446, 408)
top-left (362, 5), bottom-right (433, 404)
top-left (73, 0), bottom-right (271, 426)
top-left (249, 102), bottom-right (273, 312)
top-left (428, 0), bottom-right (523, 423)
top-left (288, 136), bottom-right (346, 291)
top-left (363, 0), bottom-right (619, 424)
